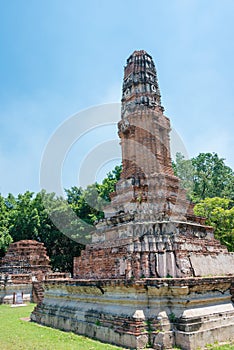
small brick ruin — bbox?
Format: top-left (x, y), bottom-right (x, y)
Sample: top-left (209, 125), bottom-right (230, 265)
top-left (32, 50), bottom-right (234, 350)
top-left (0, 240), bottom-right (51, 278)
top-left (0, 240), bottom-right (69, 304)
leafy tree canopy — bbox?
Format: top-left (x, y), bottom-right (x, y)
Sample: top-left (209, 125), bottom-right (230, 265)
top-left (173, 152), bottom-right (234, 202)
top-left (0, 194), bottom-right (12, 256)
top-left (194, 197), bottom-right (234, 252)
top-left (174, 153), bottom-right (234, 252)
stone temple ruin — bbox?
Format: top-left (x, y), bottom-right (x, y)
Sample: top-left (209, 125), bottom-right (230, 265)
top-left (31, 51), bottom-right (234, 349)
top-left (1, 240), bottom-right (51, 277)
top-left (0, 240), bottom-right (69, 304)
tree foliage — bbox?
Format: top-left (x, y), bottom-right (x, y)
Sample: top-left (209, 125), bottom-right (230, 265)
top-left (173, 153), bottom-right (234, 251)
top-left (173, 152), bottom-right (234, 202)
top-left (172, 153), bottom-right (194, 199)
top-left (192, 153), bottom-right (234, 201)
top-left (8, 191), bottom-right (40, 242)
top-left (194, 197), bottom-right (234, 251)
top-left (0, 195), bottom-right (12, 257)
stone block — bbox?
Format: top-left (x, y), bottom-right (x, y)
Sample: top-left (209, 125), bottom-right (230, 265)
top-left (190, 253), bottom-right (234, 277)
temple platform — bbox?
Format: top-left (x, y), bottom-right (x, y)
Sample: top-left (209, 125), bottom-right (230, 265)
top-left (31, 277), bottom-right (234, 350)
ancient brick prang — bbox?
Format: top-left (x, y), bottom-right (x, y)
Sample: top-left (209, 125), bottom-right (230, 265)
top-left (0, 240), bottom-right (71, 304)
top-left (73, 50), bottom-right (234, 280)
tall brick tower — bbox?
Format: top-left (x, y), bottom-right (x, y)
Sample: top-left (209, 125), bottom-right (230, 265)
top-left (74, 50), bottom-right (232, 280)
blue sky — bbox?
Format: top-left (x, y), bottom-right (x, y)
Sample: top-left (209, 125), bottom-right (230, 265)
top-left (0, 0), bottom-right (234, 196)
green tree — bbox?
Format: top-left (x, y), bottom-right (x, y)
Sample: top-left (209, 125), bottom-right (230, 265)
top-left (194, 197), bottom-right (234, 251)
top-left (64, 165), bottom-right (122, 224)
top-left (98, 165), bottom-right (122, 202)
top-left (173, 152), bottom-right (234, 202)
top-left (8, 191), bottom-right (40, 242)
top-left (5, 190), bottom-right (83, 273)
top-left (0, 194), bottom-right (12, 256)
top-left (192, 153), bottom-right (234, 201)
top-left (31, 190), bottom-right (84, 273)
top-left (65, 185), bottom-right (101, 225)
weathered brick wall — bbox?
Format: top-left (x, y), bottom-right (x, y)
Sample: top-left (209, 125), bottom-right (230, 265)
top-left (119, 112), bottom-right (173, 180)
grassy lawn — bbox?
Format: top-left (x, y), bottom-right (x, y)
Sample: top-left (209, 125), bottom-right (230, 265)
top-left (0, 303), bottom-right (233, 350)
top-left (203, 344), bottom-right (234, 350)
top-left (0, 303), bottom-right (123, 350)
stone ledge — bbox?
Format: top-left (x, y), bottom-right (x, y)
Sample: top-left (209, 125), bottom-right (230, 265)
top-left (31, 275), bottom-right (234, 349)
top-left (42, 276), bottom-right (234, 288)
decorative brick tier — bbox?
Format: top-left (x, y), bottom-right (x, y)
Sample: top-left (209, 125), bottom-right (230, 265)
top-left (74, 225), bottom-right (233, 279)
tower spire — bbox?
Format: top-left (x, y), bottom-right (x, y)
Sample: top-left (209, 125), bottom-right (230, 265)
top-left (121, 50), bottom-right (163, 118)
top-left (118, 50), bottom-right (171, 181)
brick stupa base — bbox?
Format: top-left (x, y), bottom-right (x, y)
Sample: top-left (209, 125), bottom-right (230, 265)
top-left (32, 221), bottom-right (234, 349)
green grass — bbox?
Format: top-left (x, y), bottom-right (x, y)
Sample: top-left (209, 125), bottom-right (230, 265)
top-left (0, 304), bottom-right (124, 350)
top-left (204, 344), bottom-right (234, 350)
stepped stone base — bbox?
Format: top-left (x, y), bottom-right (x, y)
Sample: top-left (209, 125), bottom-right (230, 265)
top-left (31, 277), bottom-right (234, 350)
top-left (175, 304), bottom-right (234, 350)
